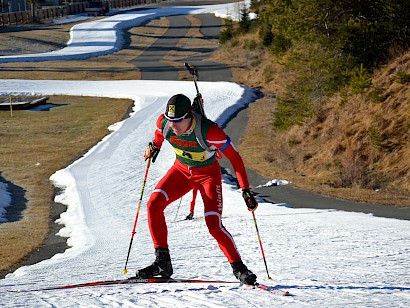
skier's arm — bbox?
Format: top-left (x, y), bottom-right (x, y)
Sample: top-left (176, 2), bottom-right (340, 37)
top-left (206, 124), bottom-right (258, 211)
top-left (206, 125), bottom-right (249, 189)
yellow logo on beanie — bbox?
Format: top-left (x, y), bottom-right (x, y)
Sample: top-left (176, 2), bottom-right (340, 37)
top-left (168, 104), bottom-right (176, 117)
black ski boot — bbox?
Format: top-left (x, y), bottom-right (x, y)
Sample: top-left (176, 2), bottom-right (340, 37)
top-left (135, 248), bottom-right (173, 278)
top-left (185, 212), bottom-right (194, 220)
top-left (231, 260), bottom-right (257, 285)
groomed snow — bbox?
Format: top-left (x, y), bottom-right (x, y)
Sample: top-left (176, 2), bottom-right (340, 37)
top-left (0, 1), bottom-right (409, 307)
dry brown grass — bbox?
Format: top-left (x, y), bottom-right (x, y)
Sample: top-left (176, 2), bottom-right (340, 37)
top-left (0, 23), bottom-right (72, 56)
top-left (211, 32), bottom-right (287, 94)
top-left (273, 52), bottom-right (410, 206)
top-left (0, 17), bottom-right (170, 81)
top-left (0, 96), bottom-right (133, 272)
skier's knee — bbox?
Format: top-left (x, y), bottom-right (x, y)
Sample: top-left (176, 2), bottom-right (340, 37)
top-left (147, 189), bottom-right (170, 213)
top-left (205, 213), bottom-right (221, 237)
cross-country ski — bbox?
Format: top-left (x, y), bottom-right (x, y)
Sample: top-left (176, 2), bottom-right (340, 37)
top-left (10, 277), bottom-right (291, 298)
top-left (10, 277), bottom-right (239, 293)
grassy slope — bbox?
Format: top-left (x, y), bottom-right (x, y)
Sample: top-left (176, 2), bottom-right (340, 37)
top-left (212, 32), bottom-right (410, 207)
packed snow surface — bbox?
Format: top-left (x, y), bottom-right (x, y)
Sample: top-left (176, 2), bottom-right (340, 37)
top-left (0, 1), bottom-right (409, 307)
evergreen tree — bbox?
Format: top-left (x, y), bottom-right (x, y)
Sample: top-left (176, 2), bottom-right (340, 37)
top-left (257, 0), bottom-right (410, 68)
top-left (239, 6), bottom-right (252, 33)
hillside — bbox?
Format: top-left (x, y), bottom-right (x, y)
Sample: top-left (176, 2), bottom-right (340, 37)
top-left (212, 33), bottom-right (410, 207)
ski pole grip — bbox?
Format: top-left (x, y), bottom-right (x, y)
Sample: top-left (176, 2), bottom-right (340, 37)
top-left (184, 62), bottom-right (198, 77)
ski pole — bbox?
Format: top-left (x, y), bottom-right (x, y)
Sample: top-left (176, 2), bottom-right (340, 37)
top-left (251, 211), bottom-right (272, 279)
top-left (173, 197), bottom-right (183, 222)
top-left (122, 158), bottom-right (151, 275)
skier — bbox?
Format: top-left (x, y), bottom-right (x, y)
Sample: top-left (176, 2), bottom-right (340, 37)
top-left (135, 94), bottom-right (259, 285)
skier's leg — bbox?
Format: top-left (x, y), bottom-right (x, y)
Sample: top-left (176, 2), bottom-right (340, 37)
top-left (199, 165), bottom-right (257, 285)
top-left (197, 167), bottom-right (241, 263)
top-left (147, 166), bottom-right (191, 248)
top-left (204, 210), bottom-right (241, 263)
top-left (136, 166), bottom-right (191, 278)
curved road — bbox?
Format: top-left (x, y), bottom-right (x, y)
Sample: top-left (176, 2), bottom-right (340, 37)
top-left (129, 13), bottom-right (232, 81)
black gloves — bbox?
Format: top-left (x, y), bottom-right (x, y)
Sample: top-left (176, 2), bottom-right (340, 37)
top-left (144, 142), bottom-right (160, 163)
top-left (192, 94), bottom-right (204, 115)
top-left (242, 189), bottom-right (258, 211)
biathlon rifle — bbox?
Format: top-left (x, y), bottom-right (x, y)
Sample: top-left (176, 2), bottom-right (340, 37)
top-left (184, 62), bottom-right (206, 118)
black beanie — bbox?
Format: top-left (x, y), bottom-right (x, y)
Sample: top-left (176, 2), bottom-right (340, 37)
top-left (165, 94), bottom-right (192, 120)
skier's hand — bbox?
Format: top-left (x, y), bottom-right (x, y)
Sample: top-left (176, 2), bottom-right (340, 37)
top-left (192, 94), bottom-right (203, 114)
top-left (144, 142), bottom-right (160, 163)
top-left (242, 189), bottom-right (258, 211)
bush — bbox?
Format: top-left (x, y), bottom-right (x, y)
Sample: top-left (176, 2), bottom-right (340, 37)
top-left (269, 33), bottom-right (291, 56)
top-left (273, 95), bottom-right (314, 131)
top-left (259, 24), bottom-right (273, 47)
top-left (333, 152), bottom-right (381, 190)
top-left (368, 126), bottom-right (384, 149)
top-left (370, 87), bottom-right (384, 103)
top-left (394, 67), bottom-right (410, 83)
top-left (239, 7), bottom-right (252, 33)
top-left (347, 64), bottom-right (371, 94)
top-left (251, 59), bottom-right (262, 67)
top-left (220, 19), bottom-right (234, 44)
top-left (262, 64), bottom-right (273, 82)
top-left (243, 39), bottom-right (258, 50)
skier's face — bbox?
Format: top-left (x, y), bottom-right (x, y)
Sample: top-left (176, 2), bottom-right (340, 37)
top-left (169, 117), bottom-right (192, 136)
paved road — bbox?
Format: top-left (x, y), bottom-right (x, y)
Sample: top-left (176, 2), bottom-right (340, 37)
top-left (129, 13), bottom-right (232, 81)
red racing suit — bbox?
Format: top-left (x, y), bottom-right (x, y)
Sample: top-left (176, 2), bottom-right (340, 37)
top-left (147, 114), bottom-right (250, 263)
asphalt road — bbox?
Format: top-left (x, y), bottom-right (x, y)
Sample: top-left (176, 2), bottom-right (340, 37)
top-left (128, 13), bottom-right (232, 81)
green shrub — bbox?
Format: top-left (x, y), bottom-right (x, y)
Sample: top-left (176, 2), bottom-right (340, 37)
top-left (262, 64), bottom-right (274, 82)
top-left (219, 20), bottom-right (234, 44)
top-left (368, 126), bottom-right (384, 148)
top-left (250, 59), bottom-right (262, 67)
top-left (370, 87), bottom-right (384, 103)
top-left (273, 95), bottom-right (313, 131)
top-left (239, 7), bottom-right (252, 33)
top-left (394, 67), bottom-right (410, 83)
top-left (269, 33), bottom-right (291, 56)
top-left (244, 39), bottom-right (258, 50)
top-left (259, 25), bottom-right (274, 47)
top-left (339, 87), bottom-right (348, 107)
top-left (347, 64), bottom-right (371, 94)
top-left (288, 138), bottom-right (301, 147)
